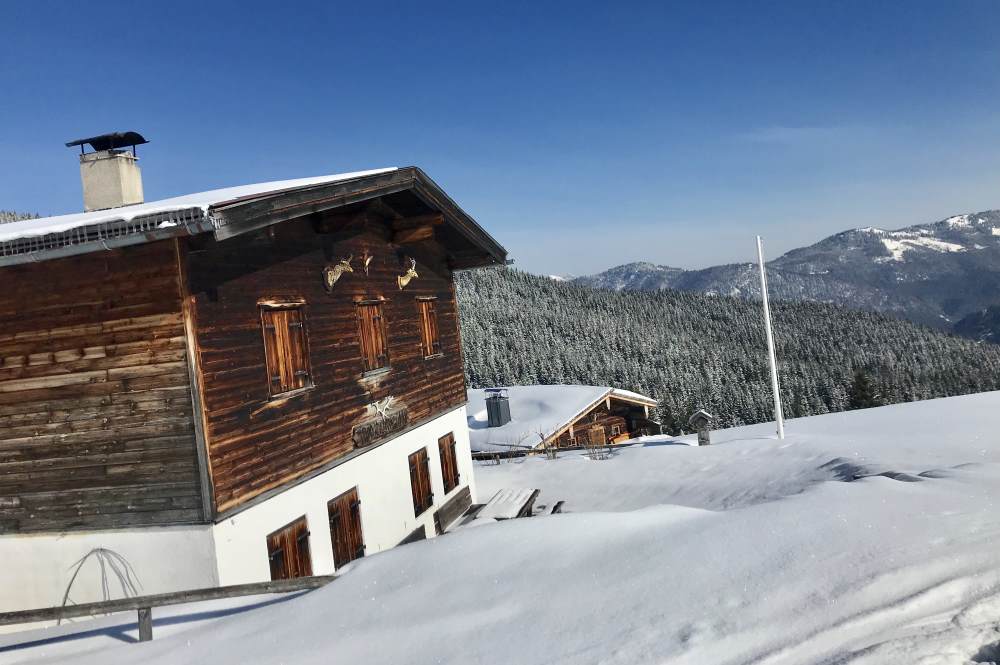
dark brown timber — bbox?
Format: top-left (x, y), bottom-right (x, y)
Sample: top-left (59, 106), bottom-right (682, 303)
top-left (186, 212), bottom-right (468, 515)
top-left (0, 241), bottom-right (203, 532)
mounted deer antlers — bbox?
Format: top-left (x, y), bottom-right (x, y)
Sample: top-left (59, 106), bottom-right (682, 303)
top-left (370, 396), bottom-right (396, 419)
top-left (397, 257), bottom-right (418, 290)
top-left (322, 255), bottom-right (353, 291)
top-left (362, 250), bottom-right (373, 276)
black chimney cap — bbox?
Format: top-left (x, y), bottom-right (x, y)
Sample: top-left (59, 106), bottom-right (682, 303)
top-left (66, 131), bottom-right (149, 152)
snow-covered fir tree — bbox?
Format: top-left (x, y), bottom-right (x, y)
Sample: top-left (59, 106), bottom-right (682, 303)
top-left (0, 211), bottom-right (39, 224)
top-left (456, 268), bottom-right (1000, 434)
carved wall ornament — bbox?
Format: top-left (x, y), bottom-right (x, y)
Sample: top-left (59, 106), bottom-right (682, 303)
top-left (397, 257), bottom-right (418, 290)
top-left (322, 255), bottom-right (353, 291)
top-left (362, 250), bottom-right (373, 276)
top-left (367, 395), bottom-right (397, 420)
top-left (354, 396), bottom-right (409, 449)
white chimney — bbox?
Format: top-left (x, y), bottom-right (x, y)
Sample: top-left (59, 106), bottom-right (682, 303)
top-left (66, 132), bottom-right (148, 211)
top-left (79, 150), bottom-right (144, 211)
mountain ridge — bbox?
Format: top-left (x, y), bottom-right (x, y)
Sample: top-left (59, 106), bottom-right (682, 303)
top-left (575, 210), bottom-right (1000, 332)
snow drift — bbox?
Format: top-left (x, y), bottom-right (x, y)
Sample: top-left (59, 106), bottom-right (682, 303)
top-left (8, 392), bottom-right (1000, 664)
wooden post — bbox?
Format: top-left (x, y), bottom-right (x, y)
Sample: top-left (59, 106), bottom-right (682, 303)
top-left (697, 427), bottom-right (710, 447)
top-left (137, 607), bottom-right (153, 642)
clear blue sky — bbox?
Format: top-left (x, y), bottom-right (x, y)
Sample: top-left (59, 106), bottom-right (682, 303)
top-left (2, 1), bottom-right (1000, 275)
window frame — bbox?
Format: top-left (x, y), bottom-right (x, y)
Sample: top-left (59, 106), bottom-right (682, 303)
top-left (266, 515), bottom-right (313, 581)
top-left (438, 432), bottom-right (460, 494)
top-left (259, 301), bottom-right (314, 399)
top-left (356, 299), bottom-right (390, 375)
top-left (417, 297), bottom-right (443, 359)
top-left (408, 447), bottom-right (434, 517)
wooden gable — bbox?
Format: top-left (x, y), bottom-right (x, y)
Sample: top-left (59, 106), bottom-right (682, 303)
top-left (186, 206), bottom-right (469, 516)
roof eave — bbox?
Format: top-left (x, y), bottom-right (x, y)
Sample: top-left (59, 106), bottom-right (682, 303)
top-left (0, 207), bottom-right (214, 268)
top-left (0, 167), bottom-right (507, 269)
top-left (211, 166), bottom-right (507, 268)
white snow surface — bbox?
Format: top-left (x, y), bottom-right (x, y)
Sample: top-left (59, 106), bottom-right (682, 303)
top-left (877, 232), bottom-right (967, 262)
top-left (9, 392), bottom-right (1000, 664)
top-left (466, 385), bottom-right (654, 452)
top-left (0, 168), bottom-right (396, 243)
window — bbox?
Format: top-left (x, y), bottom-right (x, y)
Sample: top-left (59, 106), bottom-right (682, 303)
top-left (328, 487), bottom-right (365, 569)
top-left (260, 304), bottom-right (312, 397)
top-left (438, 432), bottom-right (460, 494)
top-left (610, 424), bottom-right (621, 437)
top-left (417, 297), bottom-right (441, 357)
top-left (408, 447), bottom-right (433, 516)
top-left (266, 516), bottom-right (312, 580)
top-left (356, 301), bottom-right (389, 373)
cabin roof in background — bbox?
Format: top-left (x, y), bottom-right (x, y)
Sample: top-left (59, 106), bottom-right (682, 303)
top-left (466, 385), bottom-right (657, 453)
top-left (0, 167), bottom-right (507, 269)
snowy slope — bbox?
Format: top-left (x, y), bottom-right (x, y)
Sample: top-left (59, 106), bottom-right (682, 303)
top-left (8, 393), bottom-right (1000, 664)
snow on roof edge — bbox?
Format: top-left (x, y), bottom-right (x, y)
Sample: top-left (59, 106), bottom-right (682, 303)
top-left (610, 388), bottom-right (658, 406)
top-left (0, 168), bottom-right (397, 244)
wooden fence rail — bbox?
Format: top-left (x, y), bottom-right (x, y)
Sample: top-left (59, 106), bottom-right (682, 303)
top-left (472, 438), bottom-right (651, 462)
top-left (0, 575), bottom-right (337, 643)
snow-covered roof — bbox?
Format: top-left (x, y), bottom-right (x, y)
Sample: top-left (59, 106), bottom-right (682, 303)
top-left (0, 166), bottom-right (507, 269)
top-left (466, 384), bottom-right (657, 453)
top-left (477, 488), bottom-right (539, 519)
top-left (0, 168), bottom-right (396, 244)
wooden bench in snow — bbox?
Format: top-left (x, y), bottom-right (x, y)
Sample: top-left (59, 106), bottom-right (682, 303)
top-left (477, 488), bottom-right (540, 520)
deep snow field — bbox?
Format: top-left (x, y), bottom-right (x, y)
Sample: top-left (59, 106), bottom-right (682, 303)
top-left (7, 392), bottom-right (1000, 664)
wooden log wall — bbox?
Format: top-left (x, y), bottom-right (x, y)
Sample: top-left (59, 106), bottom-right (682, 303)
top-left (187, 216), bottom-right (467, 515)
top-left (0, 241), bottom-right (203, 532)
top-left (554, 405), bottom-right (629, 448)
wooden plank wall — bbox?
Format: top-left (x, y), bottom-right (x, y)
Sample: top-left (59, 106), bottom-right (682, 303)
top-left (554, 405), bottom-right (629, 448)
top-left (187, 217), bottom-right (467, 515)
top-left (0, 241), bottom-right (203, 532)
top-left (552, 400), bottom-right (657, 447)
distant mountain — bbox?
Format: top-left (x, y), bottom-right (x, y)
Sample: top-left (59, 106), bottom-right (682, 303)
top-left (576, 210), bottom-right (1000, 332)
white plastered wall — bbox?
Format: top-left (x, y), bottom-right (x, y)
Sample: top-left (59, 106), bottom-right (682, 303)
top-left (0, 525), bottom-right (217, 619)
top-left (211, 405), bottom-right (476, 586)
top-left (0, 406), bottom-right (477, 622)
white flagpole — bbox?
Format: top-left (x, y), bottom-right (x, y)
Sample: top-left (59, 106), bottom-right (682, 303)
top-left (756, 235), bottom-right (785, 439)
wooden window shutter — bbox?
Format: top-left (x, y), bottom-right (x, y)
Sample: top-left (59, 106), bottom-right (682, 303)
top-left (420, 449), bottom-right (433, 511)
top-left (408, 448), bottom-right (433, 516)
top-left (266, 516), bottom-right (312, 580)
top-left (285, 308), bottom-right (310, 390)
top-left (328, 487), bottom-right (365, 569)
top-left (438, 432), bottom-right (459, 494)
top-left (418, 298), bottom-right (441, 357)
top-left (260, 305), bottom-right (312, 397)
top-left (357, 302), bottom-right (389, 372)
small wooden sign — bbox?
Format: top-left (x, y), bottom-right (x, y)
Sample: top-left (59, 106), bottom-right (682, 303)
top-left (353, 406), bottom-right (409, 449)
